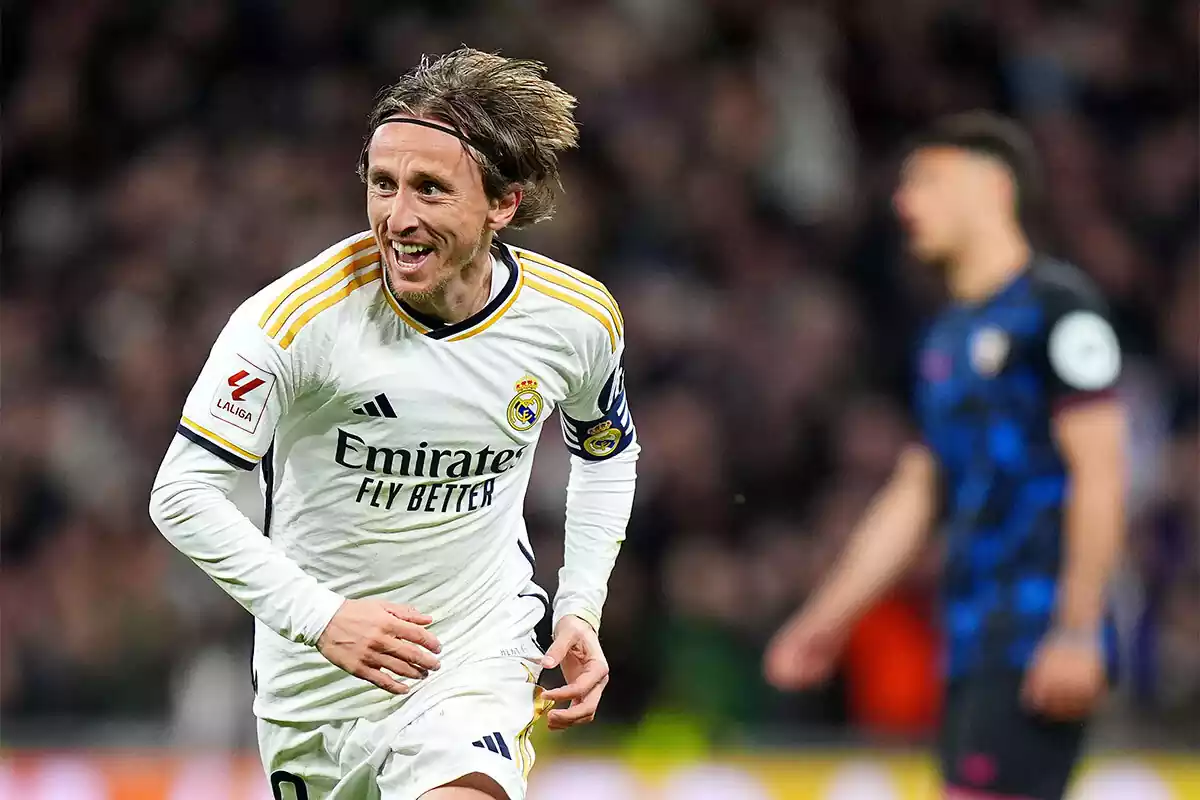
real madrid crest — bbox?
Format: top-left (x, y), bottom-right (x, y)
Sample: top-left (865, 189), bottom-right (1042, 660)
top-left (583, 420), bottom-right (623, 458)
top-left (507, 376), bottom-right (544, 431)
top-left (970, 325), bottom-right (1010, 377)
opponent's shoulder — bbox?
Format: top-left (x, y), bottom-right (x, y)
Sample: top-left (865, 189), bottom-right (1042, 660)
top-left (247, 231), bottom-right (383, 351)
top-left (508, 243), bottom-right (624, 353)
top-left (1026, 255), bottom-right (1108, 315)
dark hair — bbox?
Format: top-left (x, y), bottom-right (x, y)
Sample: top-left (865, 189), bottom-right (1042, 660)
top-left (359, 47), bottom-right (579, 229)
top-left (906, 111), bottom-right (1044, 219)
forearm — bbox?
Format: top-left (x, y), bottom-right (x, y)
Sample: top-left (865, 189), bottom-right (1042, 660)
top-left (148, 437), bottom-right (343, 644)
top-left (1056, 465), bottom-right (1124, 632)
top-left (1052, 399), bottom-right (1127, 633)
top-left (808, 445), bottom-right (938, 626)
top-left (554, 443), bottom-right (639, 632)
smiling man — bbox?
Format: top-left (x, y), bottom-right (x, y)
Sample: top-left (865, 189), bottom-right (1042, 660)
top-left (150, 49), bottom-right (638, 800)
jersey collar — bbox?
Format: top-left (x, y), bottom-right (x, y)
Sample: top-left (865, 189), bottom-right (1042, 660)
top-left (383, 242), bottom-right (523, 341)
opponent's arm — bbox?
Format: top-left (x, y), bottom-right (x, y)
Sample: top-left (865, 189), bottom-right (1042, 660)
top-left (1052, 399), bottom-right (1126, 635)
top-left (1022, 281), bottom-right (1124, 718)
top-left (798, 443), bottom-right (939, 629)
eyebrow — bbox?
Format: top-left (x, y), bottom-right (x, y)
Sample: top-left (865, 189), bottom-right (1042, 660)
top-left (411, 170), bottom-right (454, 189)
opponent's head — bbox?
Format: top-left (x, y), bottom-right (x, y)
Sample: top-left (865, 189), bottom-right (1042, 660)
top-left (360, 48), bottom-right (578, 301)
top-left (893, 112), bottom-right (1040, 267)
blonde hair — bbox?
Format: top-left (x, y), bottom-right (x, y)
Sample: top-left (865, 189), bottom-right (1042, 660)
top-left (359, 47), bottom-right (579, 228)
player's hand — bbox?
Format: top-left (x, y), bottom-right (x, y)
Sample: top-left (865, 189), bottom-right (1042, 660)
top-left (540, 615), bottom-right (609, 730)
top-left (763, 610), bottom-right (846, 691)
top-left (316, 599), bottom-right (442, 695)
top-left (1022, 630), bottom-right (1106, 720)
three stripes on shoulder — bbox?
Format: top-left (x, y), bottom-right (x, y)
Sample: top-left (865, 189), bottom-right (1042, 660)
top-left (253, 235), bottom-right (623, 352)
top-left (513, 248), bottom-right (623, 352)
top-left (259, 235), bottom-right (379, 350)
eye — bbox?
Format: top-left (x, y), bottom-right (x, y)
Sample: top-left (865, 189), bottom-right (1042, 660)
top-left (417, 181), bottom-right (444, 197)
top-left (372, 175), bottom-right (396, 193)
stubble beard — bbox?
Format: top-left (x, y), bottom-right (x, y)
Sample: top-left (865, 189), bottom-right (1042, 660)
top-left (391, 224), bottom-right (491, 309)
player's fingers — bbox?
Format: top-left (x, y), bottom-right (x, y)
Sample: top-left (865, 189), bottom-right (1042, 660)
top-left (369, 651), bottom-right (429, 681)
top-left (542, 660), bottom-right (608, 703)
top-left (370, 631), bottom-right (441, 671)
top-left (383, 603), bottom-right (434, 626)
top-left (385, 618), bottom-right (443, 654)
top-left (540, 633), bottom-right (575, 670)
top-left (360, 667), bottom-right (411, 695)
top-left (547, 676), bottom-right (608, 729)
top-left (389, 640), bottom-right (442, 672)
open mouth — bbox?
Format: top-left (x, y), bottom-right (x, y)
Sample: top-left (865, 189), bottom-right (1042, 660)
top-left (390, 240), bottom-right (435, 272)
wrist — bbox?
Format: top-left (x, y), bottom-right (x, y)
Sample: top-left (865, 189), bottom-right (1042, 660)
top-left (553, 607), bottom-right (600, 635)
top-left (1046, 625), bottom-right (1101, 650)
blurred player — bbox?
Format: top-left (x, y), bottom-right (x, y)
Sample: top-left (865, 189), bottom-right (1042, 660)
top-left (765, 113), bottom-right (1125, 800)
top-left (150, 49), bottom-right (638, 800)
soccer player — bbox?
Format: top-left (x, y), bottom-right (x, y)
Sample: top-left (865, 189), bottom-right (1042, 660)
top-left (764, 113), bottom-right (1125, 800)
top-left (149, 49), bottom-right (638, 800)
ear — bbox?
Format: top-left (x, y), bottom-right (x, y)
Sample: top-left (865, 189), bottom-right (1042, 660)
top-left (486, 185), bottom-right (523, 231)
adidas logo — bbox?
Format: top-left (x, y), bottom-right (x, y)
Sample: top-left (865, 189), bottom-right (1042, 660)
top-left (470, 732), bottom-right (512, 760)
top-left (351, 393), bottom-right (397, 418)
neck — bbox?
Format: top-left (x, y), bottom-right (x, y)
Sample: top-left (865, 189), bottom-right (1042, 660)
top-left (400, 243), bottom-right (494, 325)
top-left (947, 221), bottom-right (1032, 304)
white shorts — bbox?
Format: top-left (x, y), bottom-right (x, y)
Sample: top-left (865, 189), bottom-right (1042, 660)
top-left (258, 654), bottom-right (550, 800)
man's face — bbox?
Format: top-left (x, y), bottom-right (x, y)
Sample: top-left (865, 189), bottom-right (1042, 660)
top-left (893, 147), bottom-right (982, 266)
top-left (364, 118), bottom-right (512, 301)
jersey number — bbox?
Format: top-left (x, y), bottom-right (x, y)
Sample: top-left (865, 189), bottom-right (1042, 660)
top-left (270, 771), bottom-right (309, 800)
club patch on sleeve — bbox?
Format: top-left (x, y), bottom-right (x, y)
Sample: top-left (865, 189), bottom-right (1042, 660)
top-left (209, 355), bottom-right (276, 434)
top-left (1048, 311), bottom-right (1121, 391)
top-left (560, 388), bottom-right (635, 461)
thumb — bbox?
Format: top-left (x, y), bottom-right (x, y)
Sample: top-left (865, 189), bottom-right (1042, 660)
top-left (541, 631), bottom-right (575, 669)
top-left (384, 603), bottom-right (433, 625)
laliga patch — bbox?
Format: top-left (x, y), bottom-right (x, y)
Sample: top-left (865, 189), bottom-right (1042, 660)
top-left (1048, 311), bottom-right (1121, 391)
top-left (209, 355), bottom-right (275, 434)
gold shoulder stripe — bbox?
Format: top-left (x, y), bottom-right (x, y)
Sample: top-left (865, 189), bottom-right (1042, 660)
top-left (525, 273), bottom-right (617, 350)
top-left (445, 268), bottom-right (525, 341)
top-left (279, 267), bottom-right (381, 349)
top-left (180, 416), bottom-right (261, 462)
top-left (520, 262), bottom-right (622, 336)
top-left (259, 235), bottom-right (376, 329)
top-left (514, 249), bottom-right (624, 329)
top-left (267, 251), bottom-right (379, 338)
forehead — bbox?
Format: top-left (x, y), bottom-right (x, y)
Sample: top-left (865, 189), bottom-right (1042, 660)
top-left (903, 146), bottom-right (971, 175)
top-left (903, 146), bottom-right (1003, 181)
top-left (366, 117), bottom-right (477, 177)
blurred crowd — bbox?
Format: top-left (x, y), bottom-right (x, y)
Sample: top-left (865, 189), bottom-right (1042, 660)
top-left (3, 0), bottom-right (1197, 751)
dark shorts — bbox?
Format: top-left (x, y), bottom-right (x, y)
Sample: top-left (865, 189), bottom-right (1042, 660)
top-left (938, 673), bottom-right (1086, 800)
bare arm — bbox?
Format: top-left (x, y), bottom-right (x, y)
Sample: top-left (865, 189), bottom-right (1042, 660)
top-left (1051, 398), bottom-right (1126, 634)
top-left (765, 443), bottom-right (939, 688)
top-left (803, 443), bottom-right (940, 629)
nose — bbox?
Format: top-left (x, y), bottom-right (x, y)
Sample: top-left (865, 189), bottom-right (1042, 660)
top-left (386, 190), bottom-right (420, 238)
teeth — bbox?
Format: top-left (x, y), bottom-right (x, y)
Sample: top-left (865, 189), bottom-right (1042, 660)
top-left (392, 242), bottom-right (432, 255)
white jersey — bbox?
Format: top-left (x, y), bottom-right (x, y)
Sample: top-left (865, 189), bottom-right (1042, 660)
top-left (166, 231), bottom-right (636, 722)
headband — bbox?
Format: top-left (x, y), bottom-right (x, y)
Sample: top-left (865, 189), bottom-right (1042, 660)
top-left (365, 116), bottom-right (499, 167)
